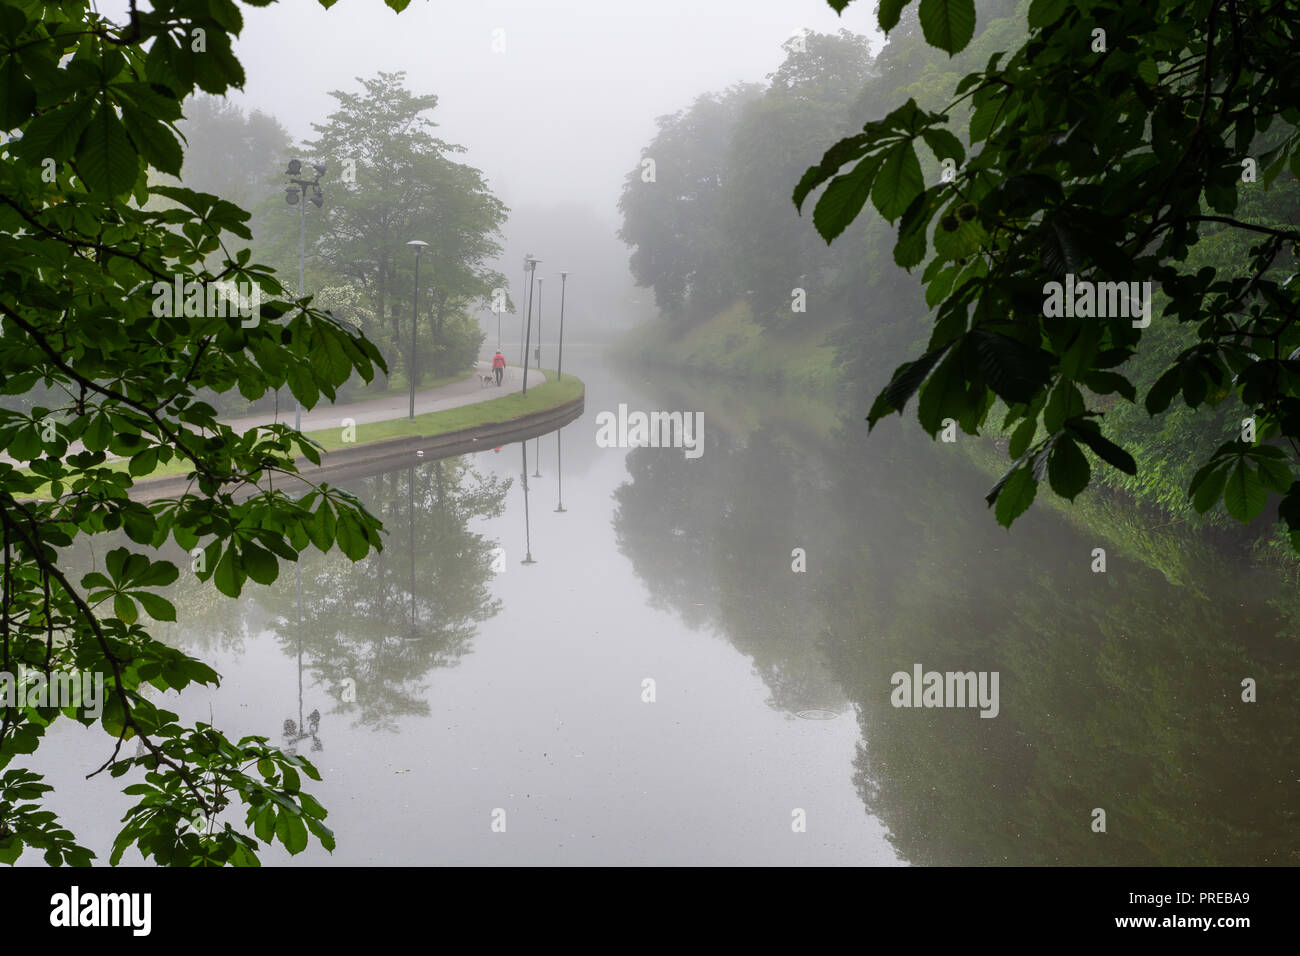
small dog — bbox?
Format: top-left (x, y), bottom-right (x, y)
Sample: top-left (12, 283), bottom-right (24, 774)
top-left (481, 373), bottom-right (495, 387)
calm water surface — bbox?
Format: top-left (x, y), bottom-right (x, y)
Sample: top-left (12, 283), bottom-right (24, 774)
top-left (30, 345), bottom-right (1300, 865)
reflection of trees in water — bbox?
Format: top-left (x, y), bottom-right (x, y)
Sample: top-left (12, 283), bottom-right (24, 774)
top-left (822, 423), bottom-right (1300, 865)
top-left (613, 397), bottom-right (1299, 865)
top-left (71, 459), bottom-right (508, 735)
top-left (66, 535), bottom-right (254, 659)
top-left (256, 458), bottom-right (509, 733)
top-left (613, 427), bottom-right (845, 715)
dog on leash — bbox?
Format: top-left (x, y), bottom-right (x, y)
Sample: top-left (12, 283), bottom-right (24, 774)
top-left (481, 373), bottom-right (495, 387)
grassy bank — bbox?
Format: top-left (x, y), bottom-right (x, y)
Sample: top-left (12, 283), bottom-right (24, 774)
top-left (306, 370), bottom-right (582, 451)
top-left (27, 371), bottom-right (584, 493)
top-left (613, 300), bottom-right (842, 392)
top-left (213, 368), bottom-right (470, 420)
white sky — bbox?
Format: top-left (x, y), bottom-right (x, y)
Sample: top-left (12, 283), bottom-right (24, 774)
top-left (102, 0), bottom-right (880, 219)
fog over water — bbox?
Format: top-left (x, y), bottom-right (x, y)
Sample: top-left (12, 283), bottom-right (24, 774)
top-left (102, 0), bottom-right (879, 210)
top-left (24, 349), bottom-right (1299, 865)
top-left (29, 0), bottom-right (1289, 871)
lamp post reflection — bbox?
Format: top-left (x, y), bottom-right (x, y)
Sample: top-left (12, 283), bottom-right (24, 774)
top-left (520, 442), bottom-right (537, 565)
top-left (283, 562), bottom-right (322, 755)
top-left (409, 464), bottom-right (417, 638)
top-left (554, 428), bottom-right (567, 513)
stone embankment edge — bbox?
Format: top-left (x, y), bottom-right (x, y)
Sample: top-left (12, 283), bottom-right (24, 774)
top-left (128, 391), bottom-right (586, 502)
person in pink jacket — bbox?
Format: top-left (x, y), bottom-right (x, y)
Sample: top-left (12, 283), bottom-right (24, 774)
top-left (491, 351), bottom-right (506, 386)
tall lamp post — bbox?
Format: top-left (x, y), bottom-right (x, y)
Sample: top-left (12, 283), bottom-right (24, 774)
top-left (406, 240), bottom-right (428, 420)
top-left (557, 271), bottom-right (569, 382)
top-left (535, 277), bottom-right (544, 369)
top-left (522, 255), bottom-right (540, 396)
top-left (284, 160), bottom-right (326, 431)
top-left (519, 253), bottom-right (532, 366)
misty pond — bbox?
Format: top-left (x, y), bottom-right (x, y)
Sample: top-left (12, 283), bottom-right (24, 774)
top-left (29, 346), bottom-right (1298, 865)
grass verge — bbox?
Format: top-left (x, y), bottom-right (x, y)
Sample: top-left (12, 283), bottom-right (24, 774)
top-left (305, 370), bottom-right (582, 452)
top-left (612, 300), bottom-right (842, 392)
top-left (26, 371), bottom-right (584, 493)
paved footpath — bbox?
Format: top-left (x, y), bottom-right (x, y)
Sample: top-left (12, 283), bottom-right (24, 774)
top-left (222, 361), bottom-right (545, 435)
top-left (2, 362), bottom-right (545, 464)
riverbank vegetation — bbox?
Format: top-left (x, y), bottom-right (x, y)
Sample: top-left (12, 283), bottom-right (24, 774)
top-left (617, 0), bottom-right (1300, 563)
top-left (0, 0), bottom-right (464, 867)
top-left (2, 75), bottom-right (506, 423)
top-left (21, 373), bottom-right (583, 496)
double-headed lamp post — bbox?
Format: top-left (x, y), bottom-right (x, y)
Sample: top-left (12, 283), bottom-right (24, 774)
top-left (407, 240), bottom-right (429, 420)
top-left (284, 159), bottom-right (326, 431)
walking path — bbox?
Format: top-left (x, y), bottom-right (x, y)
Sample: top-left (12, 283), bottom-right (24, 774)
top-left (222, 361), bottom-right (544, 435)
top-left (3, 362), bottom-right (545, 464)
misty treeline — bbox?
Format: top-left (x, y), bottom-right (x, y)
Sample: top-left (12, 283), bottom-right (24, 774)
top-left (619, 29), bottom-right (881, 331)
top-left (619, 0), bottom-right (1300, 554)
top-left (2, 71), bottom-right (507, 422)
top-left (177, 72), bottom-right (505, 413)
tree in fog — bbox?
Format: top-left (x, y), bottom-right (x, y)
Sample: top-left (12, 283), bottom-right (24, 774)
top-left (617, 84), bottom-right (762, 320)
top-left (300, 72), bottom-right (507, 384)
top-left (723, 30), bottom-right (876, 327)
top-left (174, 95), bottom-right (294, 219)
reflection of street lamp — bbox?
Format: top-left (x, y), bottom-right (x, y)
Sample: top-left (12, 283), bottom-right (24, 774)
top-left (408, 465), bottom-right (416, 638)
top-left (283, 562), bottom-right (322, 754)
top-left (282, 709), bottom-right (321, 755)
top-left (522, 256), bottom-right (540, 396)
top-left (557, 271), bottom-right (569, 382)
top-left (520, 442), bottom-right (536, 565)
top-left (406, 240), bottom-right (428, 420)
top-left (554, 427), bottom-right (567, 513)
top-left (284, 160), bottom-right (326, 431)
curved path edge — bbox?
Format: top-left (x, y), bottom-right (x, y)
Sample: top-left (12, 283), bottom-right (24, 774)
top-left (129, 391), bottom-right (585, 502)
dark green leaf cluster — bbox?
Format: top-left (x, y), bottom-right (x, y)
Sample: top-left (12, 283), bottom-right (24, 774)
top-left (0, 0), bottom-right (392, 865)
top-left (808, 0), bottom-right (1300, 535)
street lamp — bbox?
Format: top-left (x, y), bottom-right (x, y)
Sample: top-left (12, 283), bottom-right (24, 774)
top-left (284, 160), bottom-right (327, 431)
top-left (535, 277), bottom-right (544, 369)
top-left (406, 240), bottom-right (428, 420)
top-left (519, 253), bottom-right (532, 366)
top-left (522, 256), bottom-right (541, 396)
top-left (557, 271), bottom-right (569, 382)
